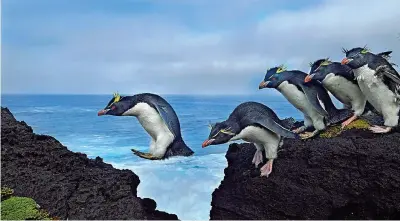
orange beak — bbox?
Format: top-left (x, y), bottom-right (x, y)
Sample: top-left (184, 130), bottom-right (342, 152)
top-left (97, 109), bottom-right (107, 116)
top-left (259, 81), bottom-right (267, 89)
top-left (341, 58), bottom-right (350, 65)
top-left (304, 74), bottom-right (313, 83)
top-left (202, 139), bottom-right (215, 148)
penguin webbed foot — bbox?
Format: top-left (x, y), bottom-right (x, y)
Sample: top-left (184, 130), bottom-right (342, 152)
top-left (252, 149), bottom-right (264, 168)
top-left (292, 126), bottom-right (307, 134)
top-left (131, 149), bottom-right (162, 160)
top-left (299, 130), bottom-right (319, 140)
top-left (260, 159), bottom-right (274, 177)
top-left (369, 125), bottom-right (392, 134)
top-left (341, 114), bottom-right (358, 129)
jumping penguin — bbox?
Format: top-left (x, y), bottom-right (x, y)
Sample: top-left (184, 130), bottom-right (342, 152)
top-left (97, 92), bottom-right (194, 160)
top-left (341, 46), bottom-right (400, 133)
top-left (305, 58), bottom-right (370, 128)
top-left (259, 65), bottom-right (353, 139)
top-left (201, 101), bottom-right (299, 177)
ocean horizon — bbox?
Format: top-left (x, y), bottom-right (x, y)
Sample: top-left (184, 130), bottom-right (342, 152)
top-left (1, 94), bottom-right (315, 220)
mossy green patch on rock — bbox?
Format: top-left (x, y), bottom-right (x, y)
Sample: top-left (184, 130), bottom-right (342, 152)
top-left (1, 187), bottom-right (14, 201)
top-left (1, 196), bottom-right (52, 220)
top-left (319, 119), bottom-right (370, 138)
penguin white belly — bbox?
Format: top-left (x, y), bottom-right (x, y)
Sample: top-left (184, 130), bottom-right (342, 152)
top-left (354, 65), bottom-right (400, 126)
top-left (322, 73), bottom-right (366, 116)
top-left (122, 102), bottom-right (175, 156)
top-left (230, 126), bottom-right (281, 159)
top-left (277, 81), bottom-right (325, 130)
top-left (229, 126), bottom-right (280, 144)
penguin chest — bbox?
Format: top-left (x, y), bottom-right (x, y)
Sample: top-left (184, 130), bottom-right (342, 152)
top-left (122, 103), bottom-right (174, 140)
top-left (277, 81), bottom-right (320, 117)
top-left (230, 126), bottom-right (280, 144)
top-left (354, 65), bottom-right (398, 114)
top-left (322, 73), bottom-right (366, 115)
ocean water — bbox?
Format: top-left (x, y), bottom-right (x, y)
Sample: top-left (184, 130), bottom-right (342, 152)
top-left (1, 94), bottom-right (303, 220)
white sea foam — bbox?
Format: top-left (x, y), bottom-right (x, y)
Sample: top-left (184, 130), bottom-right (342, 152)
top-left (110, 153), bottom-right (227, 221)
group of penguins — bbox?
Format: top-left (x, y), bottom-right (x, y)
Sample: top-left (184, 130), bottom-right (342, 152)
top-left (97, 46), bottom-right (400, 178)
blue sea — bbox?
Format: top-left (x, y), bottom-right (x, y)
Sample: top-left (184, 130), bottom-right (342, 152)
top-left (1, 94), bottom-right (304, 220)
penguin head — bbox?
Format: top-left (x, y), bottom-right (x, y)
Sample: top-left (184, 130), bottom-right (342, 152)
top-left (341, 47), bottom-right (370, 69)
top-left (305, 58), bottom-right (332, 82)
top-left (259, 65), bottom-right (290, 89)
top-left (202, 121), bottom-right (239, 148)
top-left (97, 92), bottom-right (130, 116)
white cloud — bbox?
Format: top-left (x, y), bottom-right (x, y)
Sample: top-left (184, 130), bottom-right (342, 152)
top-left (2, 0), bottom-right (400, 94)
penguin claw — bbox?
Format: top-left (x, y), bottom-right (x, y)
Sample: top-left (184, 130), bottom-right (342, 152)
top-left (260, 159), bottom-right (274, 177)
top-left (131, 149), bottom-right (162, 160)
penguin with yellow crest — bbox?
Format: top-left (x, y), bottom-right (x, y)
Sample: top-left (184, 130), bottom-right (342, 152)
top-left (98, 92), bottom-right (194, 160)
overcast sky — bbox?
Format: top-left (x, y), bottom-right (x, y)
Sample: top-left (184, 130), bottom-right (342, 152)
top-left (2, 0), bottom-right (400, 95)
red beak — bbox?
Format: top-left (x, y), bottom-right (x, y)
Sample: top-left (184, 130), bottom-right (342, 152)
top-left (304, 75), bottom-right (312, 83)
top-left (341, 58), bottom-right (349, 65)
top-left (202, 139), bottom-right (214, 148)
top-left (259, 81), bottom-right (267, 89)
top-left (97, 109), bottom-right (107, 116)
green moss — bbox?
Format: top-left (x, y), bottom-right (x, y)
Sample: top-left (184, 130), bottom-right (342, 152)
top-left (1, 187), bottom-right (14, 201)
top-left (319, 119), bottom-right (370, 138)
top-left (1, 197), bottom-right (52, 220)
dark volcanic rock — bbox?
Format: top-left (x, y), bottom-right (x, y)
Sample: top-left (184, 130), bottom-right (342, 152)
top-left (210, 127), bottom-right (400, 219)
top-left (1, 107), bottom-right (178, 220)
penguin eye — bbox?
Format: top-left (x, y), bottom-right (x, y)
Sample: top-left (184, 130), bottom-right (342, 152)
top-left (111, 105), bottom-right (116, 110)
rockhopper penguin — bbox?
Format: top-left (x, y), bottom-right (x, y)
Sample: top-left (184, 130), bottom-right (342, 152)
top-left (259, 65), bottom-right (353, 139)
top-left (341, 47), bottom-right (400, 133)
top-left (305, 58), bottom-right (370, 128)
top-left (97, 92), bottom-right (194, 160)
top-left (201, 101), bottom-right (299, 177)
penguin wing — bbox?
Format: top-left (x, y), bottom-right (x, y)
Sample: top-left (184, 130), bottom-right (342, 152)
top-left (250, 115), bottom-right (299, 139)
top-left (376, 64), bottom-right (400, 95)
top-left (152, 103), bottom-right (179, 138)
top-left (299, 83), bottom-right (330, 117)
top-left (377, 51), bottom-right (392, 60)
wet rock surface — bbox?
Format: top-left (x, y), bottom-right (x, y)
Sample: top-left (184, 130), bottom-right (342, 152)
top-left (210, 126), bottom-right (400, 219)
top-left (1, 107), bottom-right (178, 220)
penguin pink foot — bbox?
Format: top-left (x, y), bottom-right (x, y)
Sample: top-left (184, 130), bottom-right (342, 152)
top-left (369, 125), bottom-right (392, 133)
top-left (292, 126), bottom-right (306, 134)
top-left (252, 149), bottom-right (263, 168)
top-left (260, 159), bottom-right (274, 177)
top-left (341, 114), bottom-right (358, 129)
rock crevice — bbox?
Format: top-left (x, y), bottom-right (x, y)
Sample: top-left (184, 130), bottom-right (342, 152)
top-left (1, 107), bottom-right (178, 220)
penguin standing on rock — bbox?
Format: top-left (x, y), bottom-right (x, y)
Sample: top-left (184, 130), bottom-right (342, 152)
top-left (97, 92), bottom-right (194, 160)
top-left (305, 58), bottom-right (370, 128)
top-left (341, 47), bottom-right (400, 133)
top-left (202, 101), bottom-right (299, 177)
top-left (259, 65), bottom-right (353, 139)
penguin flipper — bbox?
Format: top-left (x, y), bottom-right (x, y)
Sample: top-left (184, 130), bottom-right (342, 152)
top-left (300, 84), bottom-right (329, 117)
top-left (377, 51), bottom-right (392, 60)
top-left (252, 117), bottom-right (299, 139)
top-left (152, 103), bottom-right (177, 137)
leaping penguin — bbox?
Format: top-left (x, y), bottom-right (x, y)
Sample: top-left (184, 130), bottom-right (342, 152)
top-left (97, 92), bottom-right (194, 160)
top-left (341, 46), bottom-right (400, 133)
top-left (201, 101), bottom-right (299, 177)
top-left (305, 58), bottom-right (370, 128)
top-left (259, 65), bottom-right (353, 139)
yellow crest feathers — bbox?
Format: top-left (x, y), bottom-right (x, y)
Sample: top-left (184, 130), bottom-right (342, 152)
top-left (276, 64), bottom-right (287, 73)
top-left (113, 92), bottom-right (121, 103)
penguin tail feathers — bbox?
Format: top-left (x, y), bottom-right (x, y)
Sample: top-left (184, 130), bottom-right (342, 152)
top-left (327, 108), bottom-right (354, 125)
top-left (163, 137), bottom-right (194, 159)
